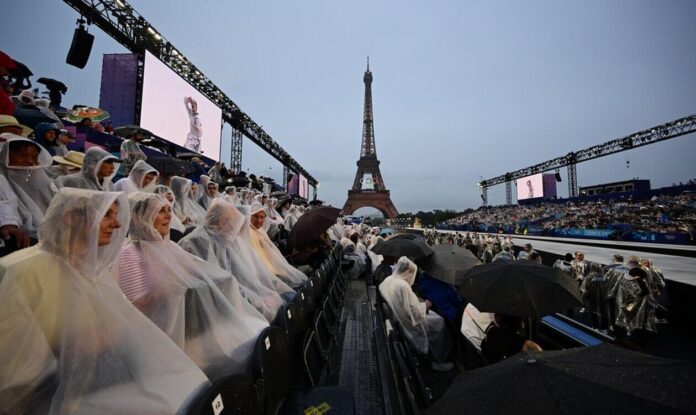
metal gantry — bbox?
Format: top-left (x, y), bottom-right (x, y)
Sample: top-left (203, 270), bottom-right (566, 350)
top-left (62, 0), bottom-right (318, 186)
top-left (230, 128), bottom-right (243, 173)
top-left (479, 114), bottom-right (696, 202)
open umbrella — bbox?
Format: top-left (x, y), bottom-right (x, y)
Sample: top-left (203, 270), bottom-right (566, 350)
top-left (147, 157), bottom-right (195, 178)
top-left (289, 206), bottom-right (341, 247)
top-left (12, 107), bottom-right (55, 130)
top-left (371, 238), bottom-right (434, 261)
top-left (64, 106), bottom-right (110, 123)
top-left (422, 244), bottom-right (481, 286)
top-left (387, 233), bottom-right (421, 240)
top-left (113, 125), bottom-right (153, 139)
top-left (458, 260), bottom-right (581, 318)
top-left (428, 343), bottom-right (696, 415)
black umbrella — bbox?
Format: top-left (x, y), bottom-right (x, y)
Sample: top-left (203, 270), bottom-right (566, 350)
top-left (289, 206), bottom-right (341, 247)
top-left (113, 125), bottom-right (153, 139)
top-left (12, 107), bottom-right (55, 130)
top-left (429, 343), bottom-right (696, 415)
top-left (458, 260), bottom-right (581, 318)
top-left (371, 238), bottom-right (434, 261)
top-left (422, 244), bottom-right (481, 286)
top-left (146, 157), bottom-right (195, 177)
top-left (387, 233), bottom-right (421, 240)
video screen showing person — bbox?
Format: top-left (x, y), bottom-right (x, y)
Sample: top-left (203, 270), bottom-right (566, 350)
top-left (516, 173), bottom-right (543, 201)
top-left (140, 51), bottom-right (223, 160)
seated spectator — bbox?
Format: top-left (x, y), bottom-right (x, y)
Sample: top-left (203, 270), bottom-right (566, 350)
top-left (616, 265), bottom-right (657, 339)
top-left (0, 188), bottom-right (209, 414)
top-left (581, 262), bottom-right (609, 331)
top-left (153, 184), bottom-right (187, 235)
top-left (516, 243), bottom-right (534, 260)
top-left (248, 202), bottom-right (308, 289)
top-left (288, 231), bottom-right (332, 271)
top-left (481, 314), bottom-right (542, 364)
top-left (113, 192), bottom-right (268, 379)
top-left (367, 235), bottom-right (384, 273)
top-left (0, 115), bottom-right (32, 137)
top-left (528, 251), bottom-right (542, 264)
top-left (46, 150), bottom-right (83, 179)
top-left (119, 129), bottom-right (148, 175)
top-left (492, 244), bottom-right (514, 261)
top-left (553, 253), bottom-right (574, 277)
top-left (340, 236), bottom-right (366, 280)
top-left (197, 175), bottom-right (215, 210)
top-left (179, 200), bottom-right (291, 317)
top-left (56, 146), bottom-right (119, 191)
top-left (571, 251), bottom-right (588, 282)
top-left (373, 254), bottom-right (396, 285)
top-left (0, 135), bottom-right (54, 240)
top-left (31, 122), bottom-right (62, 155)
top-left (414, 269), bottom-right (465, 326)
top-left (379, 256), bottom-right (455, 371)
top-left (114, 159), bottom-right (158, 195)
top-left (460, 303), bottom-right (495, 351)
top-left (170, 176), bottom-right (206, 225)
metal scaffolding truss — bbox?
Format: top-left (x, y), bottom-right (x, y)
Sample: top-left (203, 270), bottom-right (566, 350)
top-left (230, 128), bottom-right (243, 173)
top-left (479, 114), bottom-right (696, 191)
top-left (62, 0), bottom-right (318, 186)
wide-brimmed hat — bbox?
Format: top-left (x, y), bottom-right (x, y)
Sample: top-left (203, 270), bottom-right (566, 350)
top-left (0, 114), bottom-right (32, 136)
top-left (53, 151), bottom-right (85, 169)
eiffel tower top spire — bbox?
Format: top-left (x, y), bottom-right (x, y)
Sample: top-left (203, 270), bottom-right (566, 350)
top-left (361, 57), bottom-right (375, 158)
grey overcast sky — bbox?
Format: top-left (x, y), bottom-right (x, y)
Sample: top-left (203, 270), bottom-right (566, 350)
top-left (3, 1), bottom-right (695, 213)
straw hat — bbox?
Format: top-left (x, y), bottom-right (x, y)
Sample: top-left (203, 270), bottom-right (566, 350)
top-left (0, 114), bottom-right (32, 137)
top-left (52, 151), bottom-right (85, 169)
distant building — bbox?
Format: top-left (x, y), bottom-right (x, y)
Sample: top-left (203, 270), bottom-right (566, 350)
top-left (579, 179), bottom-right (650, 196)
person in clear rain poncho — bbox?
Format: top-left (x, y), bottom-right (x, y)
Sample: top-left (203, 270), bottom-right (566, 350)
top-left (114, 159), bottom-right (158, 195)
top-left (248, 201), bottom-right (308, 289)
top-left (178, 199), bottom-right (292, 319)
top-left (56, 146), bottom-right (120, 191)
top-left (170, 176), bottom-right (206, 225)
top-left (113, 192), bottom-right (268, 379)
top-left (197, 175), bottom-right (219, 210)
top-left (0, 135), bottom-right (55, 239)
top-left (379, 256), bottom-right (454, 370)
top-left (0, 188), bottom-right (209, 414)
top-left (223, 186), bottom-right (237, 204)
top-left (153, 185), bottom-right (187, 233)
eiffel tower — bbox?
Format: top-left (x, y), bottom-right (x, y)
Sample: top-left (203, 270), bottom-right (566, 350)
top-left (342, 59), bottom-right (398, 218)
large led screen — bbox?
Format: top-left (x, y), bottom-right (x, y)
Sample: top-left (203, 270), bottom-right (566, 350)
top-left (299, 175), bottom-right (309, 199)
top-left (140, 51), bottom-right (222, 160)
top-left (516, 173), bottom-right (544, 201)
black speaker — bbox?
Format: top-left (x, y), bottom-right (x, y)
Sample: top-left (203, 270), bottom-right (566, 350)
top-left (554, 172), bottom-right (562, 182)
top-left (66, 27), bottom-right (94, 69)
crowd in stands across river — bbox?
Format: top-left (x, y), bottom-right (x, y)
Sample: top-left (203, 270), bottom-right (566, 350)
top-left (436, 188), bottom-right (696, 245)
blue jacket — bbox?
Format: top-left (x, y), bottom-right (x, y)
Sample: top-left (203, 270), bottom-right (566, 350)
top-left (413, 272), bottom-right (464, 323)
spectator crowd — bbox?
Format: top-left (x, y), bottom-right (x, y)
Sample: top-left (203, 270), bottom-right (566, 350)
top-left (444, 193), bottom-right (695, 241)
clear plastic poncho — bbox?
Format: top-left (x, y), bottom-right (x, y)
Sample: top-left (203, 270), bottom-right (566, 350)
top-left (0, 135), bottom-right (55, 237)
top-left (113, 193), bottom-right (268, 380)
top-left (0, 188), bottom-right (209, 414)
top-left (170, 176), bottom-right (206, 225)
top-left (56, 146), bottom-right (119, 191)
top-left (249, 202), bottom-right (308, 289)
top-left (114, 160), bottom-right (158, 195)
top-left (223, 186), bottom-right (237, 205)
top-left (197, 175), bottom-right (212, 210)
top-left (153, 185), bottom-right (186, 233)
top-left (379, 257), bottom-right (432, 354)
top-left (178, 200), bottom-right (290, 320)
